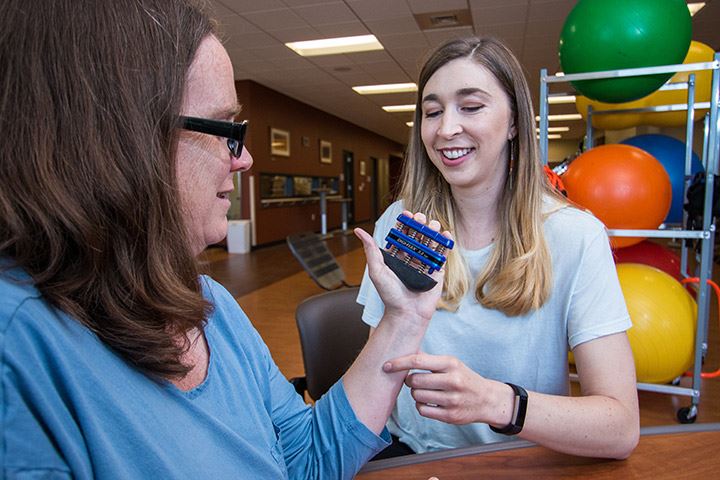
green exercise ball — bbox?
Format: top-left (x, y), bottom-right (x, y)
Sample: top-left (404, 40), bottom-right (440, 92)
top-left (558, 0), bottom-right (691, 103)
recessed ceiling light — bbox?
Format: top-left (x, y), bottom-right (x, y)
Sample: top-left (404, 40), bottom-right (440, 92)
top-left (536, 114), bottom-right (583, 122)
top-left (286, 34), bottom-right (383, 57)
top-left (688, 2), bottom-right (705, 16)
top-left (537, 126), bottom-right (571, 133)
top-left (382, 104), bottom-right (416, 113)
top-left (406, 121), bottom-right (414, 127)
top-left (353, 83), bottom-right (418, 95)
top-left (548, 95), bottom-right (576, 105)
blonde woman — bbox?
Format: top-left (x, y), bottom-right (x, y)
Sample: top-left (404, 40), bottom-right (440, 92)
top-left (359, 37), bottom-right (639, 460)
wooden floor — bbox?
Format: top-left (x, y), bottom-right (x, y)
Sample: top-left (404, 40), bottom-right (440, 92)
top-left (199, 227), bottom-right (720, 427)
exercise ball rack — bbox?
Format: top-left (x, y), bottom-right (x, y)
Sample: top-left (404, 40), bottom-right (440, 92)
top-left (538, 53), bottom-right (720, 423)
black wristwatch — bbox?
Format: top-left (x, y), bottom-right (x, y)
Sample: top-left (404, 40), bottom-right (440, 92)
top-left (489, 382), bottom-right (528, 435)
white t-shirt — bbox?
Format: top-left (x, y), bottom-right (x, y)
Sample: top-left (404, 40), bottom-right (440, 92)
top-left (357, 199), bottom-right (631, 453)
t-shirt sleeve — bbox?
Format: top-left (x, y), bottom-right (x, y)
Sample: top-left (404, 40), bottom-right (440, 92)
top-left (356, 202), bottom-right (404, 328)
top-left (258, 332), bottom-right (389, 480)
top-left (203, 277), bottom-right (389, 479)
top-left (567, 225), bottom-right (632, 349)
top-left (1, 300), bottom-right (76, 480)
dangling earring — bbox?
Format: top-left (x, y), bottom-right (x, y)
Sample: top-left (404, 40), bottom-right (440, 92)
top-left (508, 138), bottom-right (515, 190)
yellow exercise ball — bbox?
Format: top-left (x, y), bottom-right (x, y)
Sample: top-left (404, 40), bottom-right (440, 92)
top-left (575, 95), bottom-right (644, 130)
top-left (642, 40), bottom-right (714, 127)
top-left (617, 263), bottom-right (697, 384)
top-left (575, 40), bottom-right (714, 130)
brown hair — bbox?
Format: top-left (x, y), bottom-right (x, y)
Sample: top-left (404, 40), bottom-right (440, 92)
top-left (0, 0), bottom-right (215, 378)
top-left (399, 36), bottom-right (566, 316)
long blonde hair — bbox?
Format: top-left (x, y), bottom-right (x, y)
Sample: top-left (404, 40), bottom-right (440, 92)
top-left (399, 36), bottom-right (566, 316)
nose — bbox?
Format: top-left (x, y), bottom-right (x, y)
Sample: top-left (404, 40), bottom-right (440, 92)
top-left (437, 110), bottom-right (462, 138)
top-left (231, 147), bottom-right (253, 173)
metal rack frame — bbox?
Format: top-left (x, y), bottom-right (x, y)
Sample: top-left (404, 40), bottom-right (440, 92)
top-left (539, 54), bottom-right (720, 422)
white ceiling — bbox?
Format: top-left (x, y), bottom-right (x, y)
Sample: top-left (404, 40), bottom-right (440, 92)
top-left (209, 0), bottom-right (719, 145)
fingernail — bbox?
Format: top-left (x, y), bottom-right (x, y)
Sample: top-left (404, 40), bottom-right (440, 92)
top-left (382, 362), bottom-right (392, 372)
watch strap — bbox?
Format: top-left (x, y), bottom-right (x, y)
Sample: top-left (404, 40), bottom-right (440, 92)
top-left (489, 382), bottom-right (528, 435)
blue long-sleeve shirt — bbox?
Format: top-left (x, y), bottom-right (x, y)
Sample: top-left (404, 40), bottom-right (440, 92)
top-left (1, 269), bottom-right (389, 479)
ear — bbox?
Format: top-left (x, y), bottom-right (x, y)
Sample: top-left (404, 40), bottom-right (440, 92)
top-left (508, 124), bottom-right (517, 141)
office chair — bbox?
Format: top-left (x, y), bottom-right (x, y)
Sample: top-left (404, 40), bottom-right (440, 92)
top-left (290, 287), bottom-right (370, 401)
top-left (286, 231), bottom-right (355, 290)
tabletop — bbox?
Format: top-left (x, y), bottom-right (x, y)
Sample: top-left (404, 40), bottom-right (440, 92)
top-left (356, 423), bottom-right (720, 479)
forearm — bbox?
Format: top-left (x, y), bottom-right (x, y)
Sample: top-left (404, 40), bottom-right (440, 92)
top-left (342, 310), bottom-right (428, 434)
top-left (511, 389), bottom-right (639, 459)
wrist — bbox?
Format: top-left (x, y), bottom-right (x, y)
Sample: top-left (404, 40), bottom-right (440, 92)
top-left (489, 382), bottom-right (528, 436)
top-left (383, 306), bottom-right (433, 329)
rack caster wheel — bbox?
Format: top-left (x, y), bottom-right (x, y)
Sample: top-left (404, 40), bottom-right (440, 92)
top-left (677, 406), bottom-right (697, 424)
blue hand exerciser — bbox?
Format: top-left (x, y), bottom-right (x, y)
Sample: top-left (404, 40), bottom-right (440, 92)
top-left (382, 214), bottom-right (454, 292)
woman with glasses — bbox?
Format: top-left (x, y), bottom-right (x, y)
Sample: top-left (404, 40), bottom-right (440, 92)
top-left (0, 1), bottom-right (450, 478)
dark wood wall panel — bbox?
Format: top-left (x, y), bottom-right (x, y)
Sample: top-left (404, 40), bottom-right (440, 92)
top-left (235, 80), bottom-right (404, 245)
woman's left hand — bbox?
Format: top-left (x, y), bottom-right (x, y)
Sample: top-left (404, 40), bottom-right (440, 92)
top-left (354, 211), bottom-right (452, 323)
top-left (383, 352), bottom-right (511, 426)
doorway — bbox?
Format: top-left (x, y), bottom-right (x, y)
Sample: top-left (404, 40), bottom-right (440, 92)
top-left (342, 150), bottom-right (355, 225)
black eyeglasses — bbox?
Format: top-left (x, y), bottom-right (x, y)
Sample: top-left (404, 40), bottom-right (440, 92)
top-left (179, 116), bottom-right (248, 158)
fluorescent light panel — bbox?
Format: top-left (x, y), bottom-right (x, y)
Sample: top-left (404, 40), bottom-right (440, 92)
top-left (536, 114), bottom-right (583, 122)
top-left (382, 104), bottom-right (415, 113)
top-left (548, 95), bottom-right (576, 105)
top-left (537, 134), bottom-right (563, 140)
top-left (286, 34), bottom-right (383, 57)
top-left (688, 2), bottom-right (705, 16)
top-left (353, 83), bottom-right (417, 95)
top-left (537, 126), bottom-right (570, 133)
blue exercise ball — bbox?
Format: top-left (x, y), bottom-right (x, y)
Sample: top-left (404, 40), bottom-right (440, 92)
top-left (621, 134), bottom-right (703, 224)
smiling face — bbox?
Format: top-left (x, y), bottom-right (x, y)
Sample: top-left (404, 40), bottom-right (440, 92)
top-left (176, 35), bottom-right (253, 255)
top-left (420, 57), bottom-right (516, 197)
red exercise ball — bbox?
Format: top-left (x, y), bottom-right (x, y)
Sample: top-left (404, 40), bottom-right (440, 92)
top-left (562, 144), bottom-right (671, 248)
top-left (613, 240), bottom-right (681, 281)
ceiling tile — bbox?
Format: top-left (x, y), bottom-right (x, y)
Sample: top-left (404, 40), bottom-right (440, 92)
top-left (407, 0), bottom-right (470, 14)
top-left (292, 2), bottom-right (358, 25)
top-left (225, 31), bottom-right (280, 48)
top-left (216, 14), bottom-right (262, 37)
top-left (210, 0), bottom-right (720, 144)
top-left (423, 26), bottom-right (476, 48)
top-left (376, 32), bottom-right (430, 49)
top-left (282, 0), bottom-right (344, 6)
top-left (346, 50), bottom-right (395, 65)
top-left (247, 44), bottom-right (302, 60)
top-left (270, 26), bottom-right (323, 42)
top-left (524, 20), bottom-right (562, 42)
top-left (314, 21), bottom-right (369, 37)
top-left (469, 0), bottom-right (529, 7)
top-left (216, 0), bottom-right (286, 14)
top-left (474, 22), bottom-right (525, 38)
top-left (527, 0), bottom-right (575, 23)
top-left (365, 16), bottom-right (423, 35)
top-left (346, 0), bottom-right (413, 21)
top-left (243, 8), bottom-right (307, 31)
top-left (473, 4), bottom-right (528, 25)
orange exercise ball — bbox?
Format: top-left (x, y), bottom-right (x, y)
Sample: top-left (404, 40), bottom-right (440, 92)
top-left (562, 144), bottom-right (672, 248)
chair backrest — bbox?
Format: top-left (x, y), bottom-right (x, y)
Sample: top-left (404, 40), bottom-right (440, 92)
top-left (287, 232), bottom-right (346, 290)
top-left (295, 287), bottom-right (369, 400)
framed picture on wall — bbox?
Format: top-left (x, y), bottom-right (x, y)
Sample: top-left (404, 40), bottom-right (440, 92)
top-left (320, 140), bottom-right (332, 164)
top-left (270, 128), bottom-right (290, 157)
